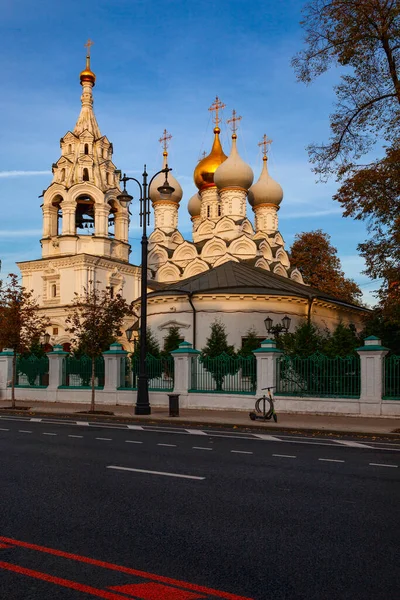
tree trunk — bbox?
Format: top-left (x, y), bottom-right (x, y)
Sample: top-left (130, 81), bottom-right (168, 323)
top-left (91, 356), bottom-right (95, 413)
top-left (11, 350), bottom-right (16, 409)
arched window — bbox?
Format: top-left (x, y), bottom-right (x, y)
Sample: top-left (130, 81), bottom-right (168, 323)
top-left (68, 144), bottom-right (72, 154)
top-left (218, 205), bottom-right (221, 217)
top-left (106, 172), bottom-right (110, 184)
top-left (84, 144), bottom-right (89, 155)
top-left (207, 206), bottom-right (210, 218)
top-left (51, 284), bottom-right (57, 298)
top-left (83, 168), bottom-right (89, 181)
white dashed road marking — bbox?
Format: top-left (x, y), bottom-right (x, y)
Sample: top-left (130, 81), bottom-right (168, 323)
top-left (42, 432), bottom-right (57, 436)
top-left (192, 446), bottom-right (213, 451)
top-left (273, 454), bottom-right (296, 459)
top-left (369, 463), bottom-right (398, 468)
top-left (186, 429), bottom-right (207, 435)
top-left (0, 428), bottom-right (10, 431)
top-left (231, 450), bottom-right (253, 455)
top-left (319, 458), bottom-right (345, 463)
top-left (96, 437), bottom-right (112, 441)
top-left (107, 466), bottom-right (205, 480)
top-left (68, 435), bottom-right (83, 438)
top-left (18, 430), bottom-right (32, 434)
top-left (125, 440), bottom-right (143, 444)
top-left (157, 443), bottom-right (177, 447)
top-left (335, 440), bottom-right (373, 449)
top-left (30, 418), bottom-right (42, 422)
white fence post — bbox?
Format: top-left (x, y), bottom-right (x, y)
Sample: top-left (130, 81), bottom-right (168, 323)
top-left (253, 339), bottom-right (282, 397)
top-left (47, 345), bottom-right (68, 391)
top-left (171, 342), bottom-right (200, 395)
top-left (0, 349), bottom-right (14, 400)
top-left (357, 336), bottom-right (389, 415)
top-left (103, 343), bottom-right (128, 392)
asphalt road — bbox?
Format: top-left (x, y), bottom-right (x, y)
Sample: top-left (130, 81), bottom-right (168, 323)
top-left (0, 416), bottom-right (399, 600)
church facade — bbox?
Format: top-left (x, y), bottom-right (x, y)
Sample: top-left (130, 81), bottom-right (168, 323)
top-left (18, 50), bottom-right (368, 351)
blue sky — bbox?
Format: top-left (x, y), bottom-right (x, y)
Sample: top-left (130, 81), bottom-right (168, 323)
top-left (0, 0), bottom-right (378, 304)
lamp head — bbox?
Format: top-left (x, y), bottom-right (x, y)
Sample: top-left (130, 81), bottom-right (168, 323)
top-left (264, 316), bottom-right (273, 333)
top-left (117, 188), bottom-right (133, 206)
top-left (43, 333), bottom-right (51, 345)
top-left (282, 315), bottom-right (291, 332)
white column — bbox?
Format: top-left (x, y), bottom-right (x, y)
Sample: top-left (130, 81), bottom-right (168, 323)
top-left (61, 202), bottom-right (76, 235)
top-left (171, 342), bottom-right (200, 394)
top-left (47, 345), bottom-right (68, 391)
top-left (253, 339), bottom-right (282, 397)
top-left (0, 350), bottom-right (14, 399)
top-left (357, 336), bottom-right (389, 415)
top-left (103, 343), bottom-right (127, 392)
top-left (95, 205), bottom-right (110, 237)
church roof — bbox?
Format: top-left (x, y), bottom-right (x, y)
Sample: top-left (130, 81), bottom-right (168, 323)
top-left (148, 260), bottom-right (368, 311)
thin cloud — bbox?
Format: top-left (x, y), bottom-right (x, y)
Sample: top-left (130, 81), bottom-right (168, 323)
top-left (0, 170), bottom-right (50, 178)
top-left (0, 229), bottom-right (42, 237)
top-left (280, 208), bottom-right (343, 219)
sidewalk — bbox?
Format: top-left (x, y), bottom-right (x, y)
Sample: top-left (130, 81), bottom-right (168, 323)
top-left (0, 399), bottom-right (399, 436)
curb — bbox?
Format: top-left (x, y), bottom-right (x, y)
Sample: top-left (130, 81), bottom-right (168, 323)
top-left (0, 408), bottom-right (399, 440)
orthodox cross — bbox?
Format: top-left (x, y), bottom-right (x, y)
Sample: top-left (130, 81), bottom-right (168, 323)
top-left (209, 96), bottom-right (226, 128)
top-left (258, 134), bottom-right (272, 158)
top-left (84, 39), bottom-right (94, 57)
top-left (227, 109), bottom-right (242, 134)
top-left (159, 129), bottom-right (172, 153)
top-left (201, 150), bottom-right (207, 159)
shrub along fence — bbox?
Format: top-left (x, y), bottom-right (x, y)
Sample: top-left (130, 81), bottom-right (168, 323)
top-left (276, 351), bottom-right (361, 398)
top-left (190, 353), bottom-right (256, 394)
top-left (15, 355), bottom-right (49, 388)
top-left (119, 354), bottom-right (174, 391)
top-left (61, 355), bottom-right (105, 388)
top-left (383, 355), bottom-right (400, 400)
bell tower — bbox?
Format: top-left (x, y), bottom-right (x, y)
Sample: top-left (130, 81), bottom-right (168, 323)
top-left (18, 43), bottom-right (140, 346)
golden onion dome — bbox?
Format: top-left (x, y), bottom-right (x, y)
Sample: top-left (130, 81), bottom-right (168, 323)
top-left (80, 56), bottom-right (96, 86)
top-left (193, 127), bottom-right (227, 191)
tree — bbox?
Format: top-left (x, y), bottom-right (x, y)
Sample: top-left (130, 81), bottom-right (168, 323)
top-left (162, 326), bottom-right (183, 355)
top-left (0, 274), bottom-right (49, 408)
top-left (239, 328), bottom-right (262, 356)
top-left (133, 328), bottom-right (160, 358)
top-left (290, 230), bottom-right (362, 303)
top-left (277, 321), bottom-right (327, 357)
top-left (201, 320), bottom-right (236, 391)
top-left (293, 1), bottom-right (400, 318)
top-left (65, 285), bottom-right (133, 413)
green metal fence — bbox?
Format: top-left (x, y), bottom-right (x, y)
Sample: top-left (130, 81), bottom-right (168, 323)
top-left (276, 352), bottom-right (360, 398)
top-left (119, 354), bottom-right (174, 391)
top-left (383, 355), bottom-right (400, 400)
top-left (15, 355), bottom-right (49, 388)
top-left (62, 355), bottom-right (105, 388)
top-left (190, 353), bottom-right (256, 394)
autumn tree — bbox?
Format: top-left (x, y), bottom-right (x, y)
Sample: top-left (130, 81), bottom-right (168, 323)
top-left (65, 285), bottom-right (133, 413)
top-left (293, 0), bottom-right (400, 319)
top-left (290, 230), bottom-right (362, 303)
top-left (0, 274), bottom-right (49, 408)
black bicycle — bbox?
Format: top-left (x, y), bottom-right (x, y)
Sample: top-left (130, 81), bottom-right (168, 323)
top-left (249, 386), bottom-right (278, 422)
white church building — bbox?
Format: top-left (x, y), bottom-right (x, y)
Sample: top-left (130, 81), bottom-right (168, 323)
top-left (17, 50), bottom-right (368, 351)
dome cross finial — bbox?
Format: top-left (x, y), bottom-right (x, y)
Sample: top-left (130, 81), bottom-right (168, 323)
top-left (209, 96), bottom-right (226, 129)
top-left (227, 109), bottom-right (242, 136)
top-left (159, 129), bottom-right (172, 155)
top-left (84, 39), bottom-right (94, 58)
top-left (258, 134), bottom-right (272, 160)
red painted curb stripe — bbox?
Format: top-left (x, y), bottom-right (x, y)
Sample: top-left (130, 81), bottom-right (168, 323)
top-left (0, 561), bottom-right (130, 599)
top-left (0, 536), bottom-right (253, 600)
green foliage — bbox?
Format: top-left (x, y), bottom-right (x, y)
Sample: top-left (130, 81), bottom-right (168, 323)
top-left (201, 320), bottom-right (235, 358)
top-left (323, 322), bottom-right (362, 357)
top-left (277, 322), bottom-right (326, 357)
top-left (239, 328), bottom-right (262, 356)
top-left (360, 310), bottom-right (400, 354)
top-left (133, 328), bottom-right (161, 358)
top-left (162, 326), bottom-right (182, 356)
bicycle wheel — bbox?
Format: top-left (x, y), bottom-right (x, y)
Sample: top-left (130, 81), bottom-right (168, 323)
top-left (255, 395), bottom-right (273, 418)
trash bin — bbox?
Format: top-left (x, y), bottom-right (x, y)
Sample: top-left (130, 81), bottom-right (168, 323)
top-left (168, 393), bottom-right (180, 417)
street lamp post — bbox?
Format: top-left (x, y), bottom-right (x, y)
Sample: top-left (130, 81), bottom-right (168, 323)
top-left (118, 165), bottom-right (174, 415)
top-left (264, 315), bottom-right (291, 337)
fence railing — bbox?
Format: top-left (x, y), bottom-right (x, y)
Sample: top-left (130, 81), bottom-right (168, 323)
top-left (119, 354), bottom-right (174, 391)
top-left (62, 355), bottom-right (105, 388)
top-left (15, 355), bottom-right (49, 388)
top-left (383, 355), bottom-right (400, 400)
top-left (190, 353), bottom-right (256, 394)
top-left (276, 352), bottom-right (361, 398)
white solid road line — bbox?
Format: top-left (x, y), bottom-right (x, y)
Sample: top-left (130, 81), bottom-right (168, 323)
top-left (335, 440), bottom-right (373, 449)
top-left (192, 446), bottom-right (213, 451)
top-left (273, 454), bottom-right (296, 458)
top-left (68, 435), bottom-right (83, 438)
top-left (125, 440), bottom-right (143, 444)
top-left (369, 463), bottom-right (398, 468)
top-left (231, 450), bottom-right (253, 455)
top-left (157, 443), bottom-right (177, 447)
top-left (319, 458), bottom-right (345, 463)
top-left (42, 432), bottom-right (57, 436)
top-left (96, 437), bottom-right (112, 441)
top-left (107, 466), bottom-right (205, 480)
top-left (186, 429), bottom-right (207, 435)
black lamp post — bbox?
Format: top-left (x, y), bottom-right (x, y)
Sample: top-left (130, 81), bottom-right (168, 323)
top-left (264, 315), bottom-right (291, 337)
top-left (118, 165), bottom-right (174, 415)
